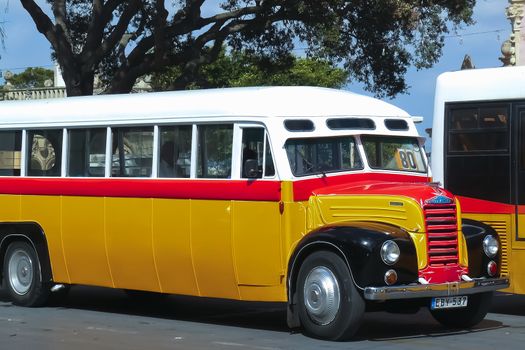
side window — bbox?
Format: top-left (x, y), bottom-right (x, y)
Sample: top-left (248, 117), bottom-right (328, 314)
top-left (264, 135), bottom-right (275, 177)
top-left (0, 130), bottom-right (22, 176)
top-left (241, 128), bottom-right (264, 178)
top-left (197, 124), bottom-right (233, 178)
top-left (111, 127), bottom-right (153, 177)
top-left (448, 106), bottom-right (509, 152)
top-left (240, 128), bottom-right (275, 178)
top-left (27, 130), bottom-right (63, 176)
top-left (445, 103), bottom-right (511, 203)
top-left (68, 128), bottom-right (107, 177)
top-left (158, 125), bottom-right (192, 178)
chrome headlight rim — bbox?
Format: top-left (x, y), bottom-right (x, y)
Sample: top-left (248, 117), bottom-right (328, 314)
top-left (381, 240), bottom-right (400, 265)
top-left (483, 235), bottom-right (499, 258)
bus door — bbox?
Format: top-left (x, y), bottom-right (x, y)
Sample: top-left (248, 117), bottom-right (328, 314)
top-left (514, 105), bottom-right (525, 243)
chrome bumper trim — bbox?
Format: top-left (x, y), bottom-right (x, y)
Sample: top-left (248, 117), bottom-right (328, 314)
top-left (364, 277), bottom-right (509, 301)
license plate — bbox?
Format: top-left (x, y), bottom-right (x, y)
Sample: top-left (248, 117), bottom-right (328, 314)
top-left (431, 296), bottom-right (468, 310)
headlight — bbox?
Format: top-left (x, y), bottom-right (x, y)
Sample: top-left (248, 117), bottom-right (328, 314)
top-left (483, 235), bottom-right (499, 258)
top-left (381, 240), bottom-right (400, 265)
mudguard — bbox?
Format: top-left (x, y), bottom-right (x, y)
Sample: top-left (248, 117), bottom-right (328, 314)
top-left (288, 221), bottom-right (418, 293)
top-left (0, 222), bottom-right (53, 287)
top-left (462, 218), bottom-right (501, 278)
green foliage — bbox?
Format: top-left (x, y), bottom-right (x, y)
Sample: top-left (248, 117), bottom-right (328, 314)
top-left (4, 67), bottom-right (54, 89)
top-left (21, 1), bottom-right (475, 97)
top-left (151, 50), bottom-right (349, 91)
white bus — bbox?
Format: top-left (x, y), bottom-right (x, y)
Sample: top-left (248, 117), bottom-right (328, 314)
top-left (432, 66), bottom-right (525, 294)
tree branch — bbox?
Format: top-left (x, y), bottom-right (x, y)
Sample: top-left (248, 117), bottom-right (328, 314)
top-left (20, 0), bottom-right (59, 50)
top-left (84, 0), bottom-right (123, 53)
top-left (83, 0), bottom-right (142, 67)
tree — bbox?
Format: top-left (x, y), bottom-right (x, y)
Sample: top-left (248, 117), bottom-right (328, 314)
top-left (3, 67), bottom-right (54, 89)
top-left (151, 50), bottom-right (349, 90)
top-left (20, 1), bottom-right (475, 97)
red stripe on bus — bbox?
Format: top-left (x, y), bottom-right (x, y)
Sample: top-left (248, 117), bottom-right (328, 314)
top-left (292, 173), bottom-right (431, 201)
top-left (456, 196), bottom-right (515, 214)
top-left (0, 177), bottom-right (282, 201)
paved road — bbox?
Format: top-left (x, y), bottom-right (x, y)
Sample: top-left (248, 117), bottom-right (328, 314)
top-left (1, 286), bottom-right (525, 350)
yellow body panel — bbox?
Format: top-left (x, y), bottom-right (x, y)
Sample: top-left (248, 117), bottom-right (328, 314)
top-left (62, 196), bottom-right (113, 287)
top-left (308, 195), bottom-right (430, 270)
top-left (105, 198), bottom-right (161, 291)
top-left (152, 199), bottom-right (198, 295)
top-left (19, 196), bottom-right (69, 283)
top-left (0, 195), bottom-right (21, 221)
top-left (462, 212), bottom-right (519, 293)
top-left (0, 193), bottom-right (291, 302)
top-left (232, 201), bottom-right (282, 286)
top-left (190, 200), bottom-right (239, 299)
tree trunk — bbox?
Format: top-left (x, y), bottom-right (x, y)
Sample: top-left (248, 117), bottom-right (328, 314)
top-left (62, 69), bottom-right (95, 97)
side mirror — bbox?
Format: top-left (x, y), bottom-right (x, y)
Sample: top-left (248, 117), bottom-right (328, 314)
top-left (244, 159), bottom-right (259, 178)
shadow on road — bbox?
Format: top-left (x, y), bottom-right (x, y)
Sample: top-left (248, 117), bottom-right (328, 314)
top-left (490, 292), bottom-right (525, 317)
top-left (0, 285), bottom-right (514, 341)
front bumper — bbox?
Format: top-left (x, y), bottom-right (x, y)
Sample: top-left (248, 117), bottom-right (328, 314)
top-left (364, 277), bottom-right (509, 301)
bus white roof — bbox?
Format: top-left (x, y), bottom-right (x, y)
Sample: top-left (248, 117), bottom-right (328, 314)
top-left (0, 86), bottom-right (410, 128)
top-left (435, 66), bottom-right (525, 103)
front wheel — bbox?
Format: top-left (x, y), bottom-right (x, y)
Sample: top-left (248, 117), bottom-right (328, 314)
top-left (297, 251), bottom-right (365, 341)
top-left (3, 241), bottom-right (50, 307)
top-left (430, 292), bottom-right (493, 329)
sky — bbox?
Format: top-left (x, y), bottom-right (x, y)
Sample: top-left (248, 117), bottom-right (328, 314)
top-left (0, 0), bottom-right (513, 142)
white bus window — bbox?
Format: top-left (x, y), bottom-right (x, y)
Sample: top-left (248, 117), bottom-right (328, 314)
top-left (241, 128), bottom-right (264, 178)
top-left (197, 124), bottom-right (233, 179)
top-left (448, 106), bottom-right (509, 152)
top-left (27, 130), bottom-right (63, 177)
top-left (158, 125), bottom-right (192, 178)
top-left (264, 135), bottom-right (275, 177)
top-left (241, 128), bottom-right (276, 179)
top-left (111, 127), bottom-right (154, 177)
top-left (0, 131), bottom-right (22, 176)
top-left (362, 136), bottom-right (426, 173)
top-left (286, 136), bottom-right (362, 176)
top-left (68, 129), bottom-right (106, 177)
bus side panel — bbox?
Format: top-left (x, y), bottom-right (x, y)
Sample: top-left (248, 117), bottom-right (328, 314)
top-left (232, 201), bottom-right (282, 287)
top-left (510, 250), bottom-right (525, 293)
top-left (20, 195), bottom-right (69, 283)
top-left (191, 200), bottom-right (239, 299)
top-left (152, 198), bottom-right (198, 295)
top-left (61, 196), bottom-right (113, 287)
top-left (0, 194), bottom-right (21, 221)
top-left (105, 197), bottom-right (161, 291)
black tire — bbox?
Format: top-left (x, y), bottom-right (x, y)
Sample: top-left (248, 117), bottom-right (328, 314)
top-left (3, 241), bottom-right (50, 307)
top-left (430, 292), bottom-right (493, 329)
top-left (297, 251), bottom-right (365, 341)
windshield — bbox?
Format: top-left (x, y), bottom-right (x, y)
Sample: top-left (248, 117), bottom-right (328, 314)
top-left (285, 136), bottom-right (363, 176)
top-left (361, 135), bottom-right (427, 173)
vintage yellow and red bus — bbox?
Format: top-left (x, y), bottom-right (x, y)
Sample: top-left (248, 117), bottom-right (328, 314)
top-left (0, 86), bottom-right (508, 340)
top-left (432, 66), bottom-right (525, 296)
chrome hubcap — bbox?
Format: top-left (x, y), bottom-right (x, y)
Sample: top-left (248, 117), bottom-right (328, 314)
top-left (303, 266), bottom-right (340, 325)
top-left (8, 249), bottom-right (34, 296)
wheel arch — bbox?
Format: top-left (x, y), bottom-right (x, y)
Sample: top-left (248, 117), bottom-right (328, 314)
top-left (286, 240), bottom-right (352, 329)
top-left (0, 222), bottom-right (53, 287)
top-left (285, 222), bottom-right (419, 329)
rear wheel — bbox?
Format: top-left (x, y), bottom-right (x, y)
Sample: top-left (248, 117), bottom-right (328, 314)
top-left (297, 251), bottom-right (364, 340)
top-left (3, 241), bottom-right (50, 307)
top-left (430, 292), bottom-right (493, 329)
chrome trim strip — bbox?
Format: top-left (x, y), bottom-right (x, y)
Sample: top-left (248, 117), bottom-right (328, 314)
top-left (364, 277), bottom-right (509, 301)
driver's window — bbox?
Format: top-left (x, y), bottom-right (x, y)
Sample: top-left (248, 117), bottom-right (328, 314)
top-left (241, 127), bottom-right (275, 178)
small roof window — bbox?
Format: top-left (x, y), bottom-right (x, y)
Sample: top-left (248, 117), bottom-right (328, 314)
top-left (385, 119), bottom-right (409, 131)
top-left (284, 119), bottom-right (315, 132)
top-left (326, 118), bottom-right (375, 130)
